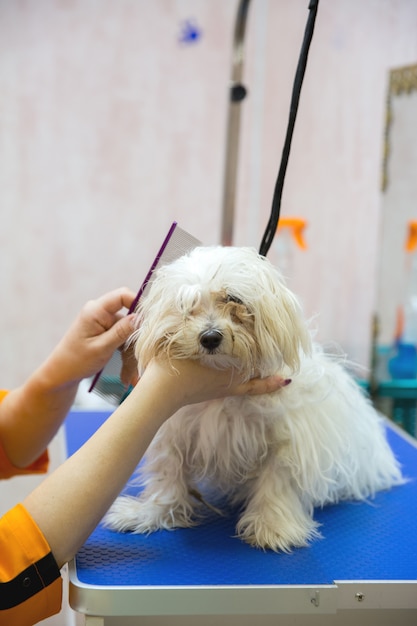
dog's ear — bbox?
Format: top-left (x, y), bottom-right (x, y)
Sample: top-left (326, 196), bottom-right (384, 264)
top-left (253, 268), bottom-right (312, 374)
top-left (132, 271), bottom-right (177, 372)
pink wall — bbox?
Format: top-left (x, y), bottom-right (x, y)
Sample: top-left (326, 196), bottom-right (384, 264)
top-left (1, 0), bottom-right (417, 387)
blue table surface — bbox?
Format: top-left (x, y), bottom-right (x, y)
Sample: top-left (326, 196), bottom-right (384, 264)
top-left (65, 411), bottom-right (417, 587)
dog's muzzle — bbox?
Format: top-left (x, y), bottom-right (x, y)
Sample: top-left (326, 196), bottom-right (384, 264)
top-left (199, 329), bottom-right (223, 352)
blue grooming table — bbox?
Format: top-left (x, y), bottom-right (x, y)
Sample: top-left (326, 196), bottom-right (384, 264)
top-left (66, 410), bottom-right (417, 625)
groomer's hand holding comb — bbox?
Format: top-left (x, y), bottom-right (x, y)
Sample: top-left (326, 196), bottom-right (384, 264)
top-left (50, 287), bottom-right (138, 385)
top-left (0, 287), bottom-right (137, 468)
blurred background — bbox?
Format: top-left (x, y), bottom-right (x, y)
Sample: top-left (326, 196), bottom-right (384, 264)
top-left (1, 0), bottom-right (417, 385)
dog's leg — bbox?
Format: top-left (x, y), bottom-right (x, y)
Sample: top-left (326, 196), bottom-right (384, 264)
top-left (103, 447), bottom-right (199, 533)
top-left (236, 460), bottom-right (321, 552)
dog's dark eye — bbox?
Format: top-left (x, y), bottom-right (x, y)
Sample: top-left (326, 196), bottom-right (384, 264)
top-left (225, 294), bottom-right (243, 305)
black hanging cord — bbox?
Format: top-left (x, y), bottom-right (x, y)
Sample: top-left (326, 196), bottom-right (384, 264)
top-left (259, 0), bottom-right (319, 257)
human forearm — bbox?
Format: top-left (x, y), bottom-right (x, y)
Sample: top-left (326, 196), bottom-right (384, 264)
top-left (22, 367), bottom-right (179, 567)
top-left (0, 364), bottom-right (79, 468)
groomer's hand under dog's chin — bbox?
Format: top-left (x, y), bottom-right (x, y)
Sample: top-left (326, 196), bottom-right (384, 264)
top-left (136, 358), bottom-right (291, 408)
top-left (174, 360), bottom-right (292, 400)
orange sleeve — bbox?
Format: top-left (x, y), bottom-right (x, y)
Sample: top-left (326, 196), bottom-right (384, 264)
top-left (0, 503), bottom-right (62, 625)
top-left (0, 390), bottom-right (49, 479)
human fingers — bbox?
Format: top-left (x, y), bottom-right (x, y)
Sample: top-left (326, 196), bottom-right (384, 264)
top-left (232, 375), bottom-right (291, 396)
top-left (92, 313), bottom-right (136, 355)
top-left (208, 369), bottom-right (290, 398)
top-left (93, 287), bottom-right (137, 316)
top-left (79, 288), bottom-right (136, 339)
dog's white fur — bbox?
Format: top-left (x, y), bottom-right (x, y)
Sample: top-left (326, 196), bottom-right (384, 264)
top-left (104, 246), bottom-right (403, 552)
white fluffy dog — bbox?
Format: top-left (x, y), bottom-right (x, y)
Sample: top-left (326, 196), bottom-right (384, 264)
top-left (104, 246), bottom-right (403, 552)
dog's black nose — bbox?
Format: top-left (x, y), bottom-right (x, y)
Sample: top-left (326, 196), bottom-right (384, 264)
top-left (199, 329), bottom-right (223, 351)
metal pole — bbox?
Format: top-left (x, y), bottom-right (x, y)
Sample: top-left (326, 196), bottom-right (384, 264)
top-left (220, 0), bottom-right (251, 246)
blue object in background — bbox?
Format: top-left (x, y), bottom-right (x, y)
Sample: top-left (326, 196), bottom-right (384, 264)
top-left (389, 342), bottom-right (417, 379)
top-left (178, 19), bottom-right (202, 44)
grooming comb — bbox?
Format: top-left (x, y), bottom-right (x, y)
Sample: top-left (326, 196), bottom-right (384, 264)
top-left (88, 222), bottom-right (201, 405)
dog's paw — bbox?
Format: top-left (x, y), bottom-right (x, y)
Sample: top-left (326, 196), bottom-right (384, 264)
top-left (235, 511), bottom-right (321, 553)
top-left (103, 495), bottom-right (198, 533)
